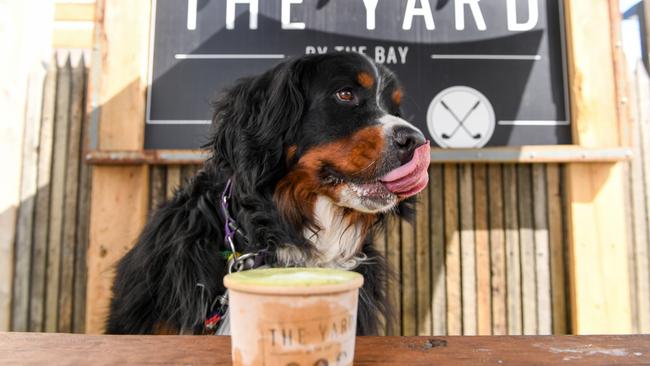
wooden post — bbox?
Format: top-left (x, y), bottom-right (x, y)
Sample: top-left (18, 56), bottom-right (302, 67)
top-left (564, 0), bottom-right (632, 334)
top-left (85, 0), bottom-right (151, 334)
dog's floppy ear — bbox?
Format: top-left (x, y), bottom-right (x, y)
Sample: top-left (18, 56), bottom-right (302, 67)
top-left (210, 58), bottom-right (307, 191)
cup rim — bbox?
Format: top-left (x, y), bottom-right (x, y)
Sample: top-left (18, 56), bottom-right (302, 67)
top-left (224, 268), bottom-right (364, 295)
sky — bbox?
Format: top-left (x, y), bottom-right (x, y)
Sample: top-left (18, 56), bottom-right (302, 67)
top-left (620, 0), bottom-right (643, 70)
top-left (621, 0), bottom-right (641, 12)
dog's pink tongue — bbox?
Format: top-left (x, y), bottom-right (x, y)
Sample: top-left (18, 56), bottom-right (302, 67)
top-left (381, 143), bottom-right (431, 197)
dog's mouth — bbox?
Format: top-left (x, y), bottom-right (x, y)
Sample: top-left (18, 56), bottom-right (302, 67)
top-left (380, 143), bottom-right (430, 197)
top-left (322, 143), bottom-right (431, 203)
top-left (324, 174), bottom-right (394, 202)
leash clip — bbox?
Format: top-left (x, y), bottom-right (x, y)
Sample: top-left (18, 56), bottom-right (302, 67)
top-left (227, 252), bottom-right (259, 273)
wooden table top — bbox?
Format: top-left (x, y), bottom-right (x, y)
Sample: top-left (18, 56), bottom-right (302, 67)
top-left (1, 332), bottom-right (649, 365)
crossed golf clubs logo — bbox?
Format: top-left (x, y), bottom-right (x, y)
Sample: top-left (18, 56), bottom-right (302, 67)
top-left (440, 99), bottom-right (482, 140)
top-left (427, 85), bottom-right (495, 148)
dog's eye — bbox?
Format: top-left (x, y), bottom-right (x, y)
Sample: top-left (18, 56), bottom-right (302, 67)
top-left (335, 89), bottom-right (356, 103)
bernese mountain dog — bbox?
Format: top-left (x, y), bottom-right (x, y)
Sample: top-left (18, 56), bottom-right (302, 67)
top-left (106, 52), bottom-right (430, 336)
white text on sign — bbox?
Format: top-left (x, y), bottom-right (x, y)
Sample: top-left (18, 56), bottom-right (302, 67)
top-left (187, 0), bottom-right (540, 32)
top-left (305, 45), bottom-right (409, 65)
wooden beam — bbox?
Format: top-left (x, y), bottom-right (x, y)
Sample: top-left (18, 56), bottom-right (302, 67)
top-left (564, 0), bottom-right (632, 334)
top-left (55, 3), bottom-right (95, 21)
top-left (86, 167), bottom-right (148, 333)
top-left (566, 163), bottom-right (631, 333)
top-left (94, 0), bottom-right (148, 150)
top-left (85, 0), bottom-right (151, 334)
top-left (53, 24), bottom-right (94, 49)
top-left (85, 146), bottom-right (633, 165)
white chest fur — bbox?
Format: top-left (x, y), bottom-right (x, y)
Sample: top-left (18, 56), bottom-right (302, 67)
top-left (303, 196), bottom-right (367, 269)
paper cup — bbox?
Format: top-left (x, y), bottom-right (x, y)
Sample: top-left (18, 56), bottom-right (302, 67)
top-left (224, 268), bottom-right (364, 366)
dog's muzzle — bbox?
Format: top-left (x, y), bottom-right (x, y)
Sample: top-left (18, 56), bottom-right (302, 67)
top-left (380, 125), bottom-right (430, 198)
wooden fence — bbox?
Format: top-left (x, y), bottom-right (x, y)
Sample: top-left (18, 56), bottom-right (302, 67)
top-left (9, 51), bottom-right (90, 333)
top-left (379, 164), bottom-right (569, 336)
top-left (147, 163), bottom-right (569, 336)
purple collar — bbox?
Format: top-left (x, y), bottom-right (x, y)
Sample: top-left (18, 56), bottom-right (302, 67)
top-left (220, 179), bottom-right (266, 273)
top-left (220, 178), bottom-right (248, 254)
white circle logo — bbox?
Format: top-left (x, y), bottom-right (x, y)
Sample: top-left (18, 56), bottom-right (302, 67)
top-left (427, 86), bottom-right (495, 148)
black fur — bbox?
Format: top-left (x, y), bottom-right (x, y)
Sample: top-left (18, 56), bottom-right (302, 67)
top-left (106, 52), bottom-right (417, 335)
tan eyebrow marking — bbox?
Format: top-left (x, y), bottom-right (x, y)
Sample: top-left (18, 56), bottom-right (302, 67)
top-left (392, 88), bottom-right (403, 105)
top-left (357, 72), bottom-right (375, 89)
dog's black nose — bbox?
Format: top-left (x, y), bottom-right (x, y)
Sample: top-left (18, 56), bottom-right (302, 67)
top-left (392, 126), bottom-right (426, 165)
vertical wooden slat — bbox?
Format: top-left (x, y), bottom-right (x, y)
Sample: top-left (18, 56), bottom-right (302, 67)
top-left (85, 0), bottom-right (152, 333)
top-left (517, 165), bottom-right (537, 335)
top-left (87, 166), bottom-right (149, 333)
top-left (444, 164), bottom-right (461, 336)
top-left (46, 55), bottom-right (72, 332)
top-left (459, 164), bottom-right (476, 335)
top-left (73, 56), bottom-right (90, 334)
top-left (633, 64), bottom-right (650, 333)
top-left (430, 165), bottom-right (446, 336)
top-left (29, 58), bottom-right (57, 332)
top-left (503, 164), bottom-right (522, 335)
top-left (533, 164), bottom-right (552, 335)
top-left (415, 183), bottom-right (431, 336)
top-left (564, 0), bottom-right (632, 334)
top-left (149, 166), bottom-right (167, 212)
top-left (401, 219), bottom-right (416, 336)
top-left (376, 227), bottom-right (387, 337)
top-left (74, 150), bottom-right (91, 333)
top-left (566, 163), bottom-right (632, 333)
top-left (385, 215), bottom-right (401, 336)
top-left (58, 53), bottom-right (85, 333)
top-left (11, 64), bottom-right (48, 331)
top-left (166, 166), bottom-right (181, 200)
top-left (473, 164), bottom-right (491, 335)
top-left (625, 68), bottom-right (640, 334)
top-left (547, 164), bottom-right (568, 334)
top-left (488, 165), bottom-right (507, 335)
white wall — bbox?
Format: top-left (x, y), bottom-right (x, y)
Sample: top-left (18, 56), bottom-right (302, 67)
top-left (0, 0), bottom-right (53, 331)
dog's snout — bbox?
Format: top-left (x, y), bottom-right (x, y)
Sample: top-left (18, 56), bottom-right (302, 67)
top-left (392, 126), bottom-right (426, 165)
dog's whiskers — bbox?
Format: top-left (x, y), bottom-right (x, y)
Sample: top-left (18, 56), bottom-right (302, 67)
top-left (351, 158), bottom-right (380, 178)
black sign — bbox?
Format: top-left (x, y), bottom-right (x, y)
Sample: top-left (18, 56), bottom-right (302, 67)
top-left (146, 0), bottom-right (570, 149)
